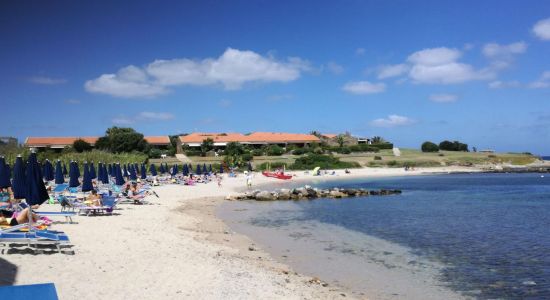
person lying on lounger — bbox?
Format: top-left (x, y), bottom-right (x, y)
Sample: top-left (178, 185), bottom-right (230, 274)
top-left (0, 207), bottom-right (40, 226)
top-left (85, 190), bottom-right (102, 207)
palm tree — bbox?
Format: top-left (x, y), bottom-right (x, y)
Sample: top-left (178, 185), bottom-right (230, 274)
top-left (337, 135), bottom-right (345, 148)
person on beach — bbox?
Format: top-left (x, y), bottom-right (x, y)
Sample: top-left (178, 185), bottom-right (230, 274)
top-left (246, 172), bottom-right (253, 188)
top-left (0, 207), bottom-right (40, 226)
top-left (86, 190), bottom-right (102, 207)
top-left (217, 175), bottom-right (222, 188)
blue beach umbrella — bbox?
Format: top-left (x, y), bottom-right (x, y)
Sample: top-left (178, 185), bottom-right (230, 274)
top-left (129, 165), bottom-right (137, 181)
top-left (149, 164), bottom-right (157, 176)
top-left (134, 163), bottom-right (139, 175)
top-left (248, 162), bottom-right (253, 172)
top-left (171, 164), bottom-right (178, 177)
top-left (81, 162), bottom-right (93, 192)
top-left (141, 164), bottom-right (147, 180)
top-left (69, 161), bottom-right (80, 188)
top-left (101, 164), bottom-right (109, 184)
top-left (90, 162), bottom-right (97, 179)
top-left (42, 160), bottom-right (52, 181)
top-left (115, 164), bottom-right (125, 186)
top-left (108, 164), bottom-right (113, 177)
top-left (196, 164), bottom-right (202, 175)
top-left (202, 163), bottom-right (207, 174)
top-left (75, 162), bottom-right (81, 178)
top-left (209, 164), bottom-right (213, 173)
top-left (219, 164), bottom-right (224, 173)
top-left (159, 163), bottom-right (165, 174)
top-left (123, 165), bottom-right (128, 178)
top-left (12, 156), bottom-right (26, 199)
top-left (55, 160), bottom-right (64, 184)
top-left (98, 162), bottom-right (103, 179)
top-left (0, 157), bottom-right (10, 188)
top-left (63, 163), bottom-right (68, 175)
top-left (182, 164), bottom-right (189, 176)
top-left (25, 152), bottom-right (49, 206)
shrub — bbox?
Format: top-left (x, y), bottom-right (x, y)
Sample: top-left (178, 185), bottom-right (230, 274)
top-left (439, 140), bottom-right (468, 152)
top-left (241, 153), bottom-right (253, 161)
top-left (369, 143), bottom-right (393, 150)
top-left (313, 147), bottom-right (324, 154)
top-left (374, 156), bottom-right (382, 160)
top-left (251, 149), bottom-right (264, 156)
top-left (148, 148), bottom-right (162, 159)
top-left (336, 147), bottom-right (351, 154)
top-left (185, 150), bottom-right (202, 157)
top-left (421, 141), bottom-right (439, 152)
top-left (438, 153), bottom-right (445, 157)
top-left (73, 139), bottom-right (92, 153)
top-left (266, 145), bottom-right (285, 156)
top-left (292, 148), bottom-right (306, 155)
top-left (290, 153), bottom-right (360, 170)
top-left (256, 162), bottom-right (287, 171)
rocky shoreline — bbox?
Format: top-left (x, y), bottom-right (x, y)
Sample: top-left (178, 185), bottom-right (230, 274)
top-left (227, 185), bottom-right (402, 201)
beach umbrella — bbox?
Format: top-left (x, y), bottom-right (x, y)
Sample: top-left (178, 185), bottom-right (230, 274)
top-left (134, 163), bottom-right (139, 175)
top-left (75, 162), bottom-right (81, 178)
top-left (12, 155), bottom-right (26, 199)
top-left (171, 164), bottom-right (178, 177)
top-left (209, 164), bottom-right (213, 173)
top-left (68, 161), bottom-right (79, 187)
top-left (101, 164), bottom-right (109, 184)
top-left (248, 162), bottom-right (253, 172)
top-left (25, 152), bottom-right (49, 206)
top-left (149, 164), bottom-right (157, 176)
top-left (97, 162), bottom-right (104, 181)
top-left (141, 164), bottom-right (147, 180)
top-left (63, 163), bottom-right (68, 175)
top-left (182, 164), bottom-right (189, 176)
top-left (123, 165), bottom-right (128, 178)
top-left (108, 164), bottom-right (113, 177)
top-left (219, 164), bottom-right (224, 173)
top-left (159, 163), bottom-right (165, 174)
top-left (0, 157), bottom-right (10, 188)
top-left (129, 165), bottom-right (137, 181)
top-left (55, 160), bottom-right (64, 184)
top-left (203, 163), bottom-right (207, 174)
top-left (90, 162), bottom-right (97, 179)
top-left (196, 164), bottom-right (202, 175)
top-left (115, 164), bottom-right (125, 186)
top-left (81, 162), bottom-right (93, 192)
top-left (42, 160), bottom-right (52, 181)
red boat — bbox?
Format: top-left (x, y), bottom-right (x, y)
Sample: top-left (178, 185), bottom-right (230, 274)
top-left (262, 171), bottom-right (293, 180)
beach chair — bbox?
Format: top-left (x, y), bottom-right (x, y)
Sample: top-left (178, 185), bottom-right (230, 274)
top-left (35, 211), bottom-right (77, 224)
top-left (0, 229), bottom-right (71, 254)
top-left (77, 196), bottom-right (117, 216)
top-left (0, 283), bottom-right (59, 300)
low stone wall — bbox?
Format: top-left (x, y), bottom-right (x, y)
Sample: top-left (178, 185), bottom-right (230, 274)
top-left (227, 186), bottom-right (402, 201)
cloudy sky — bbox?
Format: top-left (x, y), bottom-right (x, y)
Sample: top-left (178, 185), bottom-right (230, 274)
top-left (1, 1), bottom-right (549, 153)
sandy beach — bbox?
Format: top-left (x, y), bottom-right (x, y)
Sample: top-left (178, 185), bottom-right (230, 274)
top-left (1, 166), bottom-right (480, 299)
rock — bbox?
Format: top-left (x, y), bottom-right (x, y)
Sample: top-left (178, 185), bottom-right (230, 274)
top-left (255, 191), bottom-right (274, 201)
top-left (248, 246), bottom-right (256, 251)
top-left (278, 189), bottom-right (291, 200)
top-left (329, 190), bottom-right (344, 198)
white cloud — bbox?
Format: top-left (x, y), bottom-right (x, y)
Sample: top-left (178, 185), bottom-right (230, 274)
top-left (342, 81), bottom-right (386, 94)
top-left (112, 111), bottom-right (174, 125)
top-left (65, 99), bottom-right (80, 104)
top-left (326, 62), bottom-right (344, 75)
top-left (488, 80), bottom-right (521, 89)
top-left (406, 47), bottom-right (493, 84)
top-left (429, 93), bottom-right (458, 103)
top-left (355, 48), bottom-right (366, 55)
top-left (86, 48), bottom-right (309, 98)
top-left (29, 76), bottom-right (67, 85)
top-left (377, 64), bottom-right (409, 79)
top-left (482, 42), bottom-right (527, 58)
top-left (370, 115), bottom-right (415, 127)
top-left (533, 18), bottom-right (550, 40)
top-left (529, 71), bottom-right (550, 88)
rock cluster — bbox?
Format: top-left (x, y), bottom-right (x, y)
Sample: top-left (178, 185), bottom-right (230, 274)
top-left (227, 185), bottom-right (402, 201)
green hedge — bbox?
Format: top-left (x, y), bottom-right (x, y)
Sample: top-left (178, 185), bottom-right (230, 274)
top-left (290, 154), bottom-right (360, 170)
top-left (369, 143), bottom-right (394, 150)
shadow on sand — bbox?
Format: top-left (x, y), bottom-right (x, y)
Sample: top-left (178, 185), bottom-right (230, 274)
top-left (0, 257), bottom-right (17, 286)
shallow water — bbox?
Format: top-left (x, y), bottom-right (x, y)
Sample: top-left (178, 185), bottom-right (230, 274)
top-left (219, 173), bottom-right (550, 299)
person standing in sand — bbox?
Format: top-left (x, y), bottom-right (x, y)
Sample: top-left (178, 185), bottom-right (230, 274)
top-left (246, 172), bottom-right (253, 188)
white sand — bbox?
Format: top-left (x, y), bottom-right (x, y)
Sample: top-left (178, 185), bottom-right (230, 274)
top-left (1, 166), bottom-right (480, 299)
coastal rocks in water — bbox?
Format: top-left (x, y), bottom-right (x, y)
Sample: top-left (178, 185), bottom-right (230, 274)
top-left (230, 186), bottom-right (402, 201)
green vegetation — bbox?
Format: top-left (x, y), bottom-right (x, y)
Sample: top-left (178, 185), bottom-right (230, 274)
top-left (439, 140), bottom-right (468, 152)
top-left (200, 138), bottom-right (214, 156)
top-left (95, 127), bottom-right (149, 153)
top-left (421, 141), bottom-right (439, 152)
top-left (73, 139), bottom-right (92, 153)
top-left (290, 154), bottom-right (360, 170)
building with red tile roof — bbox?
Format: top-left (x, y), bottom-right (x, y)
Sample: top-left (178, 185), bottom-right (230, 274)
top-left (25, 136), bottom-right (171, 150)
top-left (179, 132), bottom-right (320, 147)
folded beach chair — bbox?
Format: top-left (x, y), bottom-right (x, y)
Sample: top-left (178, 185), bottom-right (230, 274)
top-left (0, 229), bottom-right (71, 253)
top-left (0, 283), bottom-right (59, 300)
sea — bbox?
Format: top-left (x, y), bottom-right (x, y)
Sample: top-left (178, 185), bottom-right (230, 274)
top-left (219, 173), bottom-right (550, 299)
top-left (542, 156), bottom-right (550, 161)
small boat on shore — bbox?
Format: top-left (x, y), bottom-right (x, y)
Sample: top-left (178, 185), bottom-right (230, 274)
top-left (262, 171), bottom-right (292, 180)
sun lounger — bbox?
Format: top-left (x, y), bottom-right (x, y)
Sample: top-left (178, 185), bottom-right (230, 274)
top-left (0, 230), bottom-right (71, 253)
top-left (35, 211), bottom-right (77, 224)
top-left (0, 283), bottom-right (59, 300)
top-left (77, 196), bottom-right (117, 216)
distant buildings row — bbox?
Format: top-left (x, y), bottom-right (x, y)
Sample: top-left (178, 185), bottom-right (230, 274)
top-left (23, 132), bottom-right (372, 151)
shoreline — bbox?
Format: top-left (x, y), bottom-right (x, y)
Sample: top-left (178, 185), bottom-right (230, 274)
top-left (2, 166), bottom-right (488, 299)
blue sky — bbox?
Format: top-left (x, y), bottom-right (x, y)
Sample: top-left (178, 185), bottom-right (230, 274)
top-left (1, 1), bottom-right (549, 154)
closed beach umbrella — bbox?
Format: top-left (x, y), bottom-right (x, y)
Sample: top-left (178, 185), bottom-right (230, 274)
top-left (12, 156), bottom-right (26, 199)
top-left (248, 162), bottom-right (253, 172)
top-left (219, 164), bottom-right (224, 173)
top-left (141, 164), bottom-right (147, 179)
top-left (171, 164), bottom-right (178, 177)
top-left (196, 164), bottom-right (202, 175)
top-left (0, 157), bottom-right (10, 188)
top-left (134, 163), bottom-right (139, 175)
top-left (98, 162), bottom-right (103, 180)
top-left (75, 162), bottom-right (81, 178)
top-left (108, 164), bottom-right (113, 177)
top-left (55, 160), bottom-right (64, 184)
top-left (115, 164), bottom-right (125, 186)
top-left (123, 165), bottom-right (128, 177)
top-left (90, 162), bottom-right (97, 179)
top-left (63, 163), bottom-right (68, 175)
top-left (42, 160), bottom-right (52, 181)
top-left (81, 162), bottom-right (93, 192)
top-left (182, 164), bottom-right (189, 176)
top-left (159, 163), bottom-right (165, 174)
top-left (209, 164), bottom-right (213, 173)
top-left (149, 164), bottom-right (157, 176)
top-left (25, 152), bottom-right (49, 206)
top-left (203, 163), bottom-right (207, 174)
top-left (129, 165), bottom-right (137, 181)
top-left (101, 164), bottom-right (109, 184)
top-left (69, 161), bottom-right (80, 188)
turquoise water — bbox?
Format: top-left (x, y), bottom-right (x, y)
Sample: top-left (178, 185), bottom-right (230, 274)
top-left (222, 173), bottom-right (550, 299)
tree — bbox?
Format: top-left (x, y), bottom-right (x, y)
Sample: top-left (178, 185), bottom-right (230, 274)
top-left (421, 141), bottom-right (439, 152)
top-left (200, 138), bottom-right (214, 156)
top-left (94, 136), bottom-right (111, 151)
top-left (73, 139), bottom-right (92, 153)
top-left (439, 140), bottom-right (469, 152)
top-left (336, 135), bottom-right (345, 148)
top-left (266, 145), bottom-right (284, 156)
top-left (371, 136), bottom-right (386, 144)
top-left (101, 127), bottom-right (149, 153)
